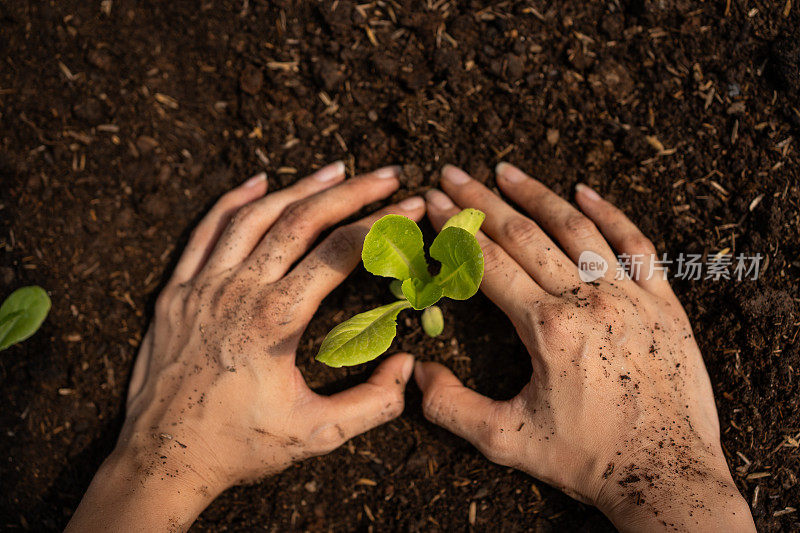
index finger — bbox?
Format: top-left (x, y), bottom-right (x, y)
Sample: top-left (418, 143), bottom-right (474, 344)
top-left (438, 165), bottom-right (581, 294)
top-left (491, 163), bottom-right (621, 279)
top-left (425, 189), bottom-right (551, 324)
top-left (285, 197), bottom-right (426, 313)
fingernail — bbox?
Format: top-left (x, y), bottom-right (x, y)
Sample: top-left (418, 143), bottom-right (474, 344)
top-left (374, 165), bottom-right (401, 179)
top-left (496, 162), bottom-right (523, 182)
top-left (576, 183), bottom-right (602, 201)
top-left (401, 356), bottom-right (415, 383)
top-left (442, 165), bottom-right (470, 184)
top-left (243, 172), bottom-right (267, 187)
top-left (314, 161), bottom-right (346, 182)
top-left (399, 196), bottom-right (424, 210)
top-left (425, 189), bottom-right (454, 210)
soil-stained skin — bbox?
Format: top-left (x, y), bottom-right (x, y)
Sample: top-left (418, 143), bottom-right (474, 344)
top-left (122, 273), bottom-right (313, 493)
top-left (117, 218), bottom-right (412, 522)
top-left (1, 0), bottom-right (798, 531)
top-left (450, 278), bottom-right (744, 529)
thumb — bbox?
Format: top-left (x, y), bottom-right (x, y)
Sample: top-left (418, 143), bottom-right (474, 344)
top-left (304, 352), bottom-right (414, 454)
top-left (415, 361), bottom-right (516, 465)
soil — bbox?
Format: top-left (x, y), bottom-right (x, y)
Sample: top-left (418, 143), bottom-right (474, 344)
top-left (1, 0), bottom-right (799, 531)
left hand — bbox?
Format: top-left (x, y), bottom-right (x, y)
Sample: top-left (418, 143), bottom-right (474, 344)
top-left (67, 162), bottom-right (425, 531)
top-left (414, 163), bottom-right (752, 531)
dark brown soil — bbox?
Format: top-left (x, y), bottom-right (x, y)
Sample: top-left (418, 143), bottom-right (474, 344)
top-left (1, 0), bottom-right (798, 530)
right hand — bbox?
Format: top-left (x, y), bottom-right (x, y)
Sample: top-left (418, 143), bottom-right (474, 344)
top-left (416, 163), bottom-right (754, 532)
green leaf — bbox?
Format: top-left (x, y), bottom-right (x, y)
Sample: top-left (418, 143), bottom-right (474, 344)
top-left (0, 311), bottom-right (25, 347)
top-left (430, 227), bottom-right (484, 300)
top-left (362, 215), bottom-right (429, 281)
top-left (0, 286), bottom-right (51, 351)
top-left (316, 300), bottom-right (412, 367)
top-left (442, 208), bottom-right (485, 235)
top-left (401, 278), bottom-right (442, 310)
top-left (421, 305), bottom-right (444, 337)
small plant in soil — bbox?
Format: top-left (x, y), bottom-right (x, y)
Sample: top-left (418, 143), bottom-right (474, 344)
top-left (316, 209), bottom-right (485, 367)
top-left (0, 286), bottom-right (51, 351)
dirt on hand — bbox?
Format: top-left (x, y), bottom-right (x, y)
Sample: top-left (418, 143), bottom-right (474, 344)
top-left (1, 0), bottom-right (798, 531)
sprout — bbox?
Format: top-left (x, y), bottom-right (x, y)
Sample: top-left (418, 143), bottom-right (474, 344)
top-left (316, 210), bottom-right (484, 367)
top-left (0, 286), bottom-right (51, 351)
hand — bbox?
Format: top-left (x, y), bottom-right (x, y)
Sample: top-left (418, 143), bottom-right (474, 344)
top-left (67, 162), bottom-right (425, 531)
top-left (416, 163), bottom-right (755, 532)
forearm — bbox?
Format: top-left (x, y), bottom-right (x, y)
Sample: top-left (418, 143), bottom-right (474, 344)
top-left (66, 447), bottom-right (221, 532)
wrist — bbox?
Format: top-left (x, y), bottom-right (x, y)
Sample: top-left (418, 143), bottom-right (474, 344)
top-left (596, 453), bottom-right (754, 532)
top-left (66, 444), bottom-right (225, 532)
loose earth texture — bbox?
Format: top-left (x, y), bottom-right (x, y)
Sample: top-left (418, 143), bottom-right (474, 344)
top-left (1, 0), bottom-right (799, 531)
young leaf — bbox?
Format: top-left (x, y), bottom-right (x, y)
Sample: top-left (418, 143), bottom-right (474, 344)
top-left (430, 227), bottom-right (484, 300)
top-left (421, 305), bottom-right (444, 337)
top-left (442, 208), bottom-right (485, 235)
top-left (316, 300), bottom-right (412, 367)
top-left (389, 279), bottom-right (406, 300)
top-left (362, 215), bottom-right (429, 281)
top-left (401, 278), bottom-right (442, 310)
top-left (0, 286), bottom-right (51, 351)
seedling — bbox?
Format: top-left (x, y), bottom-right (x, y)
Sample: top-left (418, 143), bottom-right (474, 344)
top-left (0, 286), bottom-right (51, 351)
top-left (316, 209), bottom-right (485, 367)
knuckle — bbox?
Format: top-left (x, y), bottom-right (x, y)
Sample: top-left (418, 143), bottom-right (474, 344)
top-left (623, 233), bottom-right (656, 255)
top-left (281, 201), bottom-right (314, 230)
top-left (310, 424), bottom-right (345, 454)
top-left (383, 393), bottom-right (405, 419)
top-left (459, 183), bottom-right (486, 205)
top-left (154, 288), bottom-right (175, 315)
top-left (478, 405), bottom-right (514, 464)
top-left (235, 201), bottom-right (259, 220)
top-left (479, 240), bottom-right (506, 270)
top-left (327, 226), bottom-right (363, 255)
top-left (253, 282), bottom-right (302, 326)
top-left (228, 202), bottom-right (258, 227)
top-left (481, 429), bottom-right (510, 464)
top-left (207, 285), bottom-right (231, 315)
top-left (529, 301), bottom-right (567, 336)
top-left (422, 387), bottom-right (448, 424)
top-left (564, 213), bottom-right (597, 239)
top-left (503, 217), bottom-right (540, 247)
top-left (206, 279), bottom-right (248, 320)
top-left (586, 290), bottom-right (619, 315)
top-left (155, 285), bottom-right (189, 322)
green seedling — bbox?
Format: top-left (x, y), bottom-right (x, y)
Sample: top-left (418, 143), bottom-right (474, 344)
top-left (316, 209), bottom-right (485, 367)
top-left (0, 286), bottom-right (51, 351)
